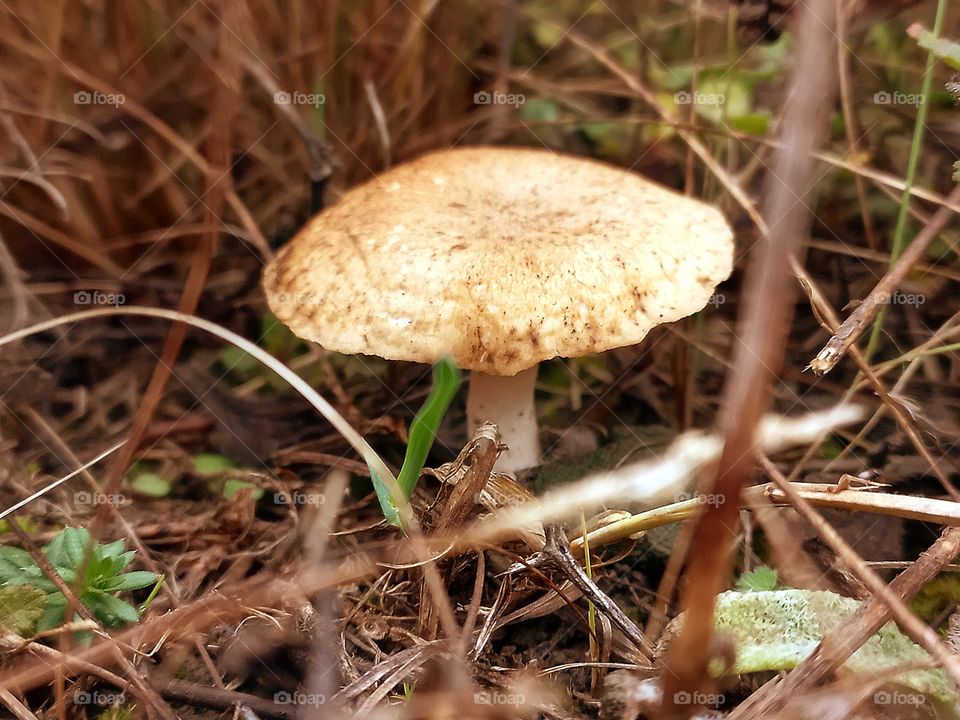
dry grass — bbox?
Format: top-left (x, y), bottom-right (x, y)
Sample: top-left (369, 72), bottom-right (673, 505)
top-left (2, 0), bottom-right (960, 718)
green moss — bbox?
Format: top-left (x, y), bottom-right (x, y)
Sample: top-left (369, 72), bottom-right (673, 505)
top-left (670, 589), bottom-right (958, 711)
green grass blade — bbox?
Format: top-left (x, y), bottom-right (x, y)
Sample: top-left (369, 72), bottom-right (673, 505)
top-left (373, 357), bottom-right (462, 527)
top-left (397, 357), bottom-right (462, 495)
top-left (864, 0), bottom-right (948, 362)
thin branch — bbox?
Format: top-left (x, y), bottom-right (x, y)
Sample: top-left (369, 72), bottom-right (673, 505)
top-left (660, 0), bottom-right (839, 714)
top-left (810, 184), bottom-right (960, 374)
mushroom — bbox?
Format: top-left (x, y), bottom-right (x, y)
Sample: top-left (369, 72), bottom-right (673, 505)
top-left (263, 147), bottom-right (734, 472)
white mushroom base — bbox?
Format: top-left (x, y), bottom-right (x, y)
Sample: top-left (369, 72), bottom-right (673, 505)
top-left (466, 367), bottom-right (541, 473)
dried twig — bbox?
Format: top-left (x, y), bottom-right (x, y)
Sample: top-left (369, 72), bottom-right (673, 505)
top-left (810, 183), bottom-right (960, 374)
top-left (302, 468), bottom-right (349, 719)
top-left (795, 261), bottom-right (960, 499)
top-left (567, 482), bottom-right (960, 552)
top-left (538, 525), bottom-right (655, 661)
top-left (418, 423), bottom-right (500, 640)
top-left (0, 687), bottom-right (38, 720)
top-left (660, 0), bottom-right (839, 714)
top-left (155, 679), bottom-right (288, 719)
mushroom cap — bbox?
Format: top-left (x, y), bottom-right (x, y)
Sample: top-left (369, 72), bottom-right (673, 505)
top-left (264, 146), bottom-right (734, 375)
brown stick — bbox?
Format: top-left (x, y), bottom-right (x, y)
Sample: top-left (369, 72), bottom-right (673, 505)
top-left (155, 678), bottom-right (290, 719)
top-left (0, 687), bottom-right (39, 720)
top-left (795, 260), bottom-right (960, 499)
top-left (659, 0), bottom-right (839, 715)
top-left (540, 525), bottom-right (655, 661)
top-left (810, 183), bottom-right (960, 374)
top-left (419, 424), bottom-right (499, 640)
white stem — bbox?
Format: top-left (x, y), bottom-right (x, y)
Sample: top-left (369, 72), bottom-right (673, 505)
top-left (466, 367), bottom-right (540, 472)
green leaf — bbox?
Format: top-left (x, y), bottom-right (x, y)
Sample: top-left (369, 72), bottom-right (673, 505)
top-left (370, 470), bottom-right (402, 528)
top-left (259, 312), bottom-right (302, 356)
top-left (531, 19), bottom-right (564, 48)
top-left (0, 584), bottom-right (46, 636)
top-left (45, 527), bottom-right (90, 567)
top-left (84, 554), bottom-right (116, 587)
top-left (0, 547), bottom-right (37, 583)
top-left (99, 539), bottom-right (125, 559)
top-left (194, 453), bottom-right (234, 475)
top-left (519, 99), bottom-right (560, 123)
top-left (2, 528), bottom-right (157, 631)
top-left (222, 479), bottom-right (264, 500)
top-left (109, 571), bottom-right (159, 592)
top-left (397, 357), bottom-right (462, 497)
top-left (82, 590), bottom-right (140, 627)
top-left (735, 566), bottom-right (779, 592)
top-left (37, 592), bottom-right (67, 632)
top-left (728, 112), bottom-right (770, 135)
top-left (909, 24), bottom-right (960, 69)
top-left (51, 566), bottom-right (75, 585)
top-left (910, 574), bottom-right (960, 622)
top-left (818, 438), bottom-right (844, 459)
top-left (374, 357), bottom-right (462, 528)
top-left (16, 570), bottom-right (58, 594)
top-left (695, 73), bottom-right (754, 126)
top-left (669, 590), bottom-right (959, 710)
top-left (579, 121), bottom-right (626, 156)
top-left (219, 346), bottom-right (259, 375)
top-left (129, 472), bottom-right (171, 497)
top-left (113, 550), bottom-right (136, 572)
top-left (0, 518), bottom-right (38, 535)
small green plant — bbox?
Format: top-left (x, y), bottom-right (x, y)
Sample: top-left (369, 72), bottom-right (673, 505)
top-left (910, 573), bottom-right (960, 623)
top-left (99, 705), bottom-right (136, 720)
top-left (218, 312), bottom-right (319, 391)
top-left (371, 356), bottom-right (462, 527)
top-left (735, 566), bottom-right (780, 592)
top-left (391, 682), bottom-right (415, 703)
top-left (126, 460), bottom-right (171, 498)
top-left (193, 453), bottom-right (263, 500)
top-left (0, 527), bottom-right (160, 633)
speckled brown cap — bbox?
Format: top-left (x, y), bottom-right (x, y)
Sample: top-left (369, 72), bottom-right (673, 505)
top-left (263, 146), bottom-right (734, 375)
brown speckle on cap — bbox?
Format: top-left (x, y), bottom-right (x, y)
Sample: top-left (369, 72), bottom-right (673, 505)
top-left (262, 146), bottom-right (734, 375)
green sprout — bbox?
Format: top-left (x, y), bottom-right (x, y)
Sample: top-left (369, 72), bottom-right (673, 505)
top-left (371, 356), bottom-right (462, 527)
top-left (0, 527), bottom-right (161, 633)
top-left (734, 566), bottom-right (780, 593)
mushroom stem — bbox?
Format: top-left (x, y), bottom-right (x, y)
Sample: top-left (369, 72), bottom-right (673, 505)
top-left (466, 367), bottom-right (541, 473)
